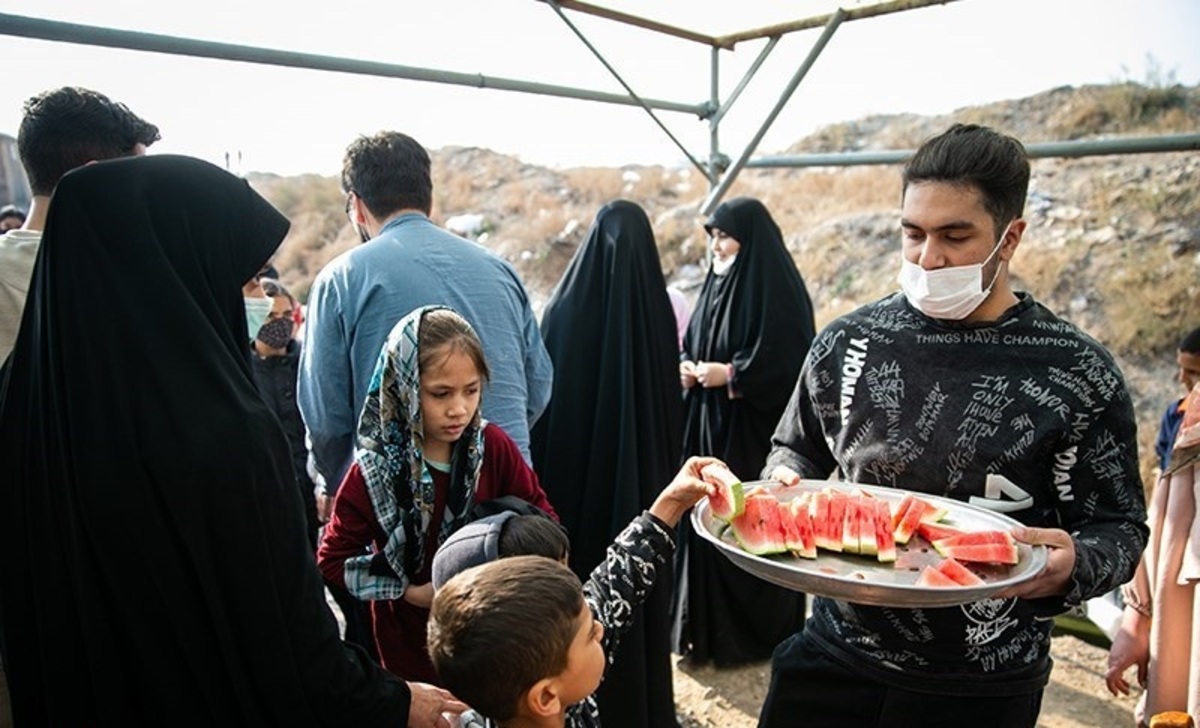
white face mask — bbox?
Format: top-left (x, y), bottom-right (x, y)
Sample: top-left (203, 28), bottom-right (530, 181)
top-left (244, 296), bottom-right (274, 338)
top-left (898, 222), bottom-right (1011, 320)
top-left (711, 252), bottom-right (738, 276)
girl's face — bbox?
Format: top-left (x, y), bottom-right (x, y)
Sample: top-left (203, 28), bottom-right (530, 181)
top-left (419, 346), bottom-right (482, 458)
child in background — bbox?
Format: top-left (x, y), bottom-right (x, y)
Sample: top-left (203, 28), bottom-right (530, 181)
top-left (427, 456), bottom-right (721, 727)
top-left (317, 305), bottom-right (558, 684)
top-left (249, 277), bottom-right (320, 547)
top-left (1154, 327), bottom-right (1200, 473)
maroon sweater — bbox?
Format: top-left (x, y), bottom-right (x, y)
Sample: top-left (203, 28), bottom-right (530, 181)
top-left (317, 423), bottom-right (557, 683)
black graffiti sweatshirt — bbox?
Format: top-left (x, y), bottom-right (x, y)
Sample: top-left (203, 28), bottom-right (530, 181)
top-left (765, 292), bottom-right (1148, 693)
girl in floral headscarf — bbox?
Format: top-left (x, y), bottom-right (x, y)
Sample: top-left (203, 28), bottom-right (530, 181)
top-left (318, 305), bottom-right (558, 682)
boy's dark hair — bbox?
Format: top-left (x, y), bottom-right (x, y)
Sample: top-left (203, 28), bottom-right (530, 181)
top-left (0, 205), bottom-right (25, 224)
top-left (500, 514), bottom-right (570, 562)
top-left (1181, 327), bottom-right (1200, 355)
top-left (18, 87), bottom-right (161, 196)
top-left (428, 556), bottom-right (584, 722)
top-left (902, 123), bottom-right (1030, 238)
top-left (419, 308), bottom-right (490, 384)
top-left (431, 509), bottom-right (568, 590)
top-left (259, 277), bottom-right (296, 307)
top-left (341, 131), bottom-right (432, 219)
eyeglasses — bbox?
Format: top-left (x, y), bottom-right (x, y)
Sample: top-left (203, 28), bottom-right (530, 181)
top-left (344, 191), bottom-right (355, 220)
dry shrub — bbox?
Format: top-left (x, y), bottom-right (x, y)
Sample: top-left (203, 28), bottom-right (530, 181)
top-left (560, 167), bottom-right (624, 203)
top-left (1046, 82), bottom-right (1192, 139)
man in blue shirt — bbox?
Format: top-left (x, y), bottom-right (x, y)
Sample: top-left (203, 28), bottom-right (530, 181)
top-left (299, 131), bottom-right (552, 512)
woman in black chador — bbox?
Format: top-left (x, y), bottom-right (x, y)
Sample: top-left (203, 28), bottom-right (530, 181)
top-left (530, 199), bottom-right (682, 728)
top-left (674, 196), bottom-right (817, 665)
top-left (0, 155), bottom-right (456, 725)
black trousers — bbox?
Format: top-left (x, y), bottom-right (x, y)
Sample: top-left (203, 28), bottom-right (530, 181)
top-left (758, 632), bottom-right (1044, 728)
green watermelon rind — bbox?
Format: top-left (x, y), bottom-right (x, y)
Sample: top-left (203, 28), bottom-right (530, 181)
top-left (730, 496), bottom-right (788, 556)
top-left (708, 478), bottom-right (745, 521)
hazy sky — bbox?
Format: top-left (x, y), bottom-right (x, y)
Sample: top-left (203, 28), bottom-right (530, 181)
top-left (1, 0), bottom-right (1196, 176)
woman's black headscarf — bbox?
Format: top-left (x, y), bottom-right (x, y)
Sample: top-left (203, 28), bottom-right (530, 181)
top-left (675, 196), bottom-right (814, 666)
top-left (0, 155), bottom-right (410, 724)
top-left (530, 199), bottom-right (681, 728)
top-left (682, 195), bottom-right (816, 476)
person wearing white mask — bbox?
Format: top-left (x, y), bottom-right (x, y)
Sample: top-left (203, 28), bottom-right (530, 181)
top-left (760, 124), bottom-right (1148, 728)
top-left (675, 196), bottom-right (816, 667)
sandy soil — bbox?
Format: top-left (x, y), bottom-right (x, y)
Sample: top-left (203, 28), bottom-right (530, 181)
top-left (672, 634), bottom-right (1139, 727)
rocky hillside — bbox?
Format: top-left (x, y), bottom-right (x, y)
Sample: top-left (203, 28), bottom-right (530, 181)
top-left (252, 81), bottom-right (1199, 489)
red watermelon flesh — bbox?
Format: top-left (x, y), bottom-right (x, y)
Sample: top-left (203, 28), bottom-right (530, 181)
top-left (824, 490), bottom-right (848, 553)
top-left (857, 495), bottom-right (878, 557)
top-left (934, 530), bottom-right (1015, 548)
top-left (917, 522), bottom-right (965, 543)
top-left (931, 537), bottom-right (1017, 566)
top-left (891, 493), bottom-right (915, 531)
top-left (701, 463), bottom-right (745, 521)
top-left (873, 498), bottom-right (897, 563)
top-left (915, 565), bottom-right (959, 588)
top-left (841, 495), bottom-right (863, 554)
top-left (730, 495), bottom-right (789, 556)
top-left (920, 502), bottom-right (949, 524)
top-left (808, 491), bottom-right (836, 551)
top-left (782, 496), bottom-right (817, 559)
top-left (934, 557), bottom-right (985, 586)
top-left (893, 498), bottom-right (930, 545)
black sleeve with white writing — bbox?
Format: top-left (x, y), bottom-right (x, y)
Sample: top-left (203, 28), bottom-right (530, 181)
top-left (765, 292), bottom-right (1148, 690)
top-left (583, 512), bottom-right (675, 664)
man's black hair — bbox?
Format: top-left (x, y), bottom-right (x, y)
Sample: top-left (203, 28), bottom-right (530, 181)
top-left (18, 87), bottom-right (160, 196)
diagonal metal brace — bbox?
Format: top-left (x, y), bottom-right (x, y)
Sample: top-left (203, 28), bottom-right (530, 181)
top-left (700, 8), bottom-right (847, 215)
top-left (544, 1), bottom-right (711, 181)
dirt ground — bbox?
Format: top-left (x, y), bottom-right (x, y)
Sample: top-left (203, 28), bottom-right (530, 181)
top-left (671, 634), bottom-right (1138, 727)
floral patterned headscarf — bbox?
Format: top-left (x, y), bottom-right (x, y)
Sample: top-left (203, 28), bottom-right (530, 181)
top-left (343, 305), bottom-right (485, 600)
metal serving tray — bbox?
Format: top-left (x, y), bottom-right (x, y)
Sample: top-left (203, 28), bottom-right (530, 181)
top-left (692, 479), bottom-right (1048, 608)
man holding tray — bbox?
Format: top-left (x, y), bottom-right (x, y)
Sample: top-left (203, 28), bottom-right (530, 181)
top-left (759, 123), bottom-right (1148, 728)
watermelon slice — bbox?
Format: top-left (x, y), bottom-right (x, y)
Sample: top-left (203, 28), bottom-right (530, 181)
top-left (824, 489), bottom-right (848, 553)
top-left (782, 496), bottom-right (817, 559)
top-left (857, 496), bottom-right (878, 557)
top-left (729, 494), bottom-right (789, 556)
top-left (872, 498), bottom-right (897, 563)
top-left (890, 494), bottom-right (915, 531)
top-left (917, 522), bottom-right (964, 543)
top-left (933, 530), bottom-right (1018, 565)
top-left (934, 558), bottom-right (985, 586)
top-left (915, 565), bottom-right (959, 588)
top-left (919, 502), bottom-right (949, 524)
top-left (701, 463), bottom-right (745, 521)
top-left (893, 498), bottom-right (930, 545)
top-left (808, 491), bottom-right (836, 551)
top-left (841, 495), bottom-right (863, 554)
top-left (933, 530), bottom-right (1016, 549)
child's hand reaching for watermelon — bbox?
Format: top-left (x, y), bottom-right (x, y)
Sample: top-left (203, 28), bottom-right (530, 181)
top-left (992, 526), bottom-right (1077, 599)
top-left (650, 456), bottom-right (724, 527)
